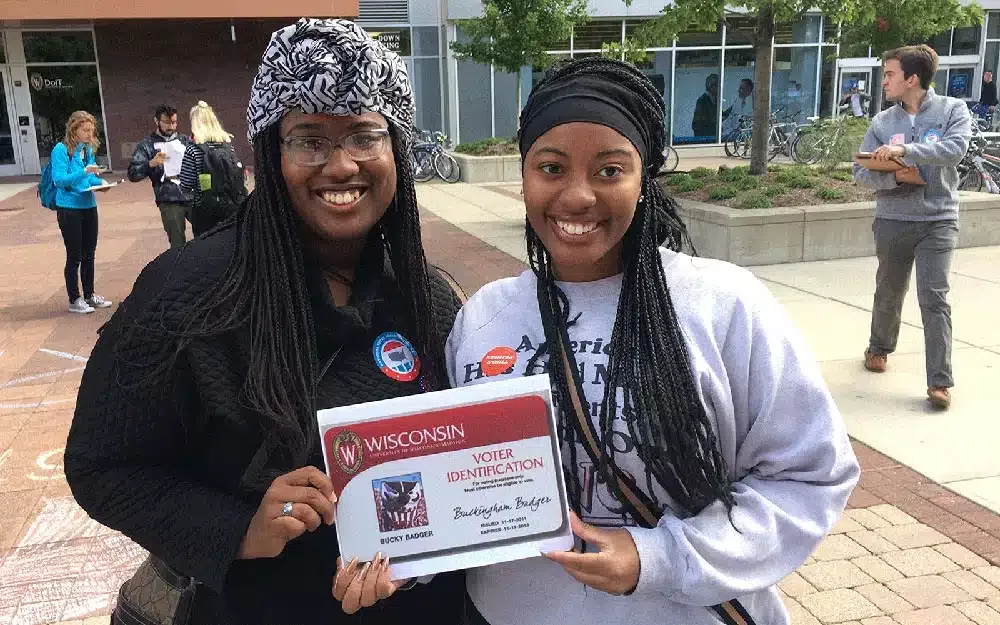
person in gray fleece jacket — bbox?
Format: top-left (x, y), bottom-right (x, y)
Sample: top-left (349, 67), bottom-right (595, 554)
top-left (853, 44), bottom-right (972, 410)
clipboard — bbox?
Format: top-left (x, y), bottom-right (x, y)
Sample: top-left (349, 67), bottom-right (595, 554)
top-left (86, 181), bottom-right (120, 192)
top-left (854, 152), bottom-right (908, 172)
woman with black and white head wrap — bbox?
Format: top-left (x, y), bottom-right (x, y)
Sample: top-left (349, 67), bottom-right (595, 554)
top-left (65, 18), bottom-right (465, 625)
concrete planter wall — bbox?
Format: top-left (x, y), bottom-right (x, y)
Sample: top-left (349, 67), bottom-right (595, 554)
top-left (679, 192), bottom-right (1000, 266)
top-left (451, 153), bottom-right (521, 183)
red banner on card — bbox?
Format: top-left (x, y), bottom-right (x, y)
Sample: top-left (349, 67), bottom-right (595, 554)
top-left (323, 394), bottom-right (551, 492)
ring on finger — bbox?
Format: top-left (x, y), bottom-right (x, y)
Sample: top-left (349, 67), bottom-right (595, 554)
top-left (281, 502), bottom-right (295, 517)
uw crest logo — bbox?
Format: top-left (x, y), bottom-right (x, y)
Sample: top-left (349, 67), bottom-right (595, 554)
top-left (29, 73), bottom-right (44, 92)
top-left (332, 431), bottom-right (364, 475)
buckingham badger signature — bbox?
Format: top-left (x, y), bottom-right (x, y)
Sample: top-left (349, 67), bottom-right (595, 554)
top-left (454, 496), bottom-right (553, 520)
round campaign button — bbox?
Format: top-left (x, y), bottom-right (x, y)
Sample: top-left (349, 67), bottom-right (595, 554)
top-left (481, 346), bottom-right (517, 377)
top-left (373, 332), bottom-right (421, 382)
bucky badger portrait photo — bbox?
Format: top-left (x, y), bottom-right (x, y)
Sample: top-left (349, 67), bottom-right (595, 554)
top-left (372, 473), bottom-right (430, 532)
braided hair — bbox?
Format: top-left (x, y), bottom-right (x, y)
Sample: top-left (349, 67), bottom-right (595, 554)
top-left (176, 122), bottom-right (443, 486)
top-left (522, 57), bottom-right (737, 519)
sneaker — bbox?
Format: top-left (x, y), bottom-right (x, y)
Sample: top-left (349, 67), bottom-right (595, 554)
top-left (69, 298), bottom-right (95, 314)
top-left (864, 349), bottom-right (887, 373)
top-left (85, 295), bottom-right (113, 309)
top-left (927, 387), bottom-right (951, 409)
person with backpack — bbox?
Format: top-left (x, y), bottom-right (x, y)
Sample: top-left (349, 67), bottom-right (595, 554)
top-left (46, 110), bottom-right (114, 314)
top-left (127, 105), bottom-right (193, 249)
top-left (178, 101), bottom-right (247, 236)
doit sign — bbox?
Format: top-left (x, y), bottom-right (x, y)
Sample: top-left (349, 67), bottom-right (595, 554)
top-left (29, 73), bottom-right (71, 92)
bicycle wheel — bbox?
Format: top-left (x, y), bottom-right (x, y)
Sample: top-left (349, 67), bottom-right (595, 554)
top-left (412, 149), bottom-right (435, 183)
top-left (661, 146), bottom-right (680, 172)
top-left (434, 152), bottom-right (462, 183)
top-left (792, 133), bottom-right (824, 164)
top-left (958, 167), bottom-right (984, 192)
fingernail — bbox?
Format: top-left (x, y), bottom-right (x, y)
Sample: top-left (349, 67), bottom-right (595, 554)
top-left (361, 562), bottom-right (371, 574)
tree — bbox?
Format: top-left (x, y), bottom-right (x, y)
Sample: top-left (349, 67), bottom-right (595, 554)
top-left (607, 0), bottom-right (867, 175)
top-left (450, 0), bottom-right (590, 132)
top-left (838, 0), bottom-right (982, 58)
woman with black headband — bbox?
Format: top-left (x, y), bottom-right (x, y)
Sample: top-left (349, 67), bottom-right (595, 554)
top-left (442, 58), bottom-right (860, 624)
top-left (65, 19), bottom-right (464, 625)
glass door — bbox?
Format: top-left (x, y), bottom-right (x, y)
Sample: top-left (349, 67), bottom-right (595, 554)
top-left (0, 68), bottom-right (23, 176)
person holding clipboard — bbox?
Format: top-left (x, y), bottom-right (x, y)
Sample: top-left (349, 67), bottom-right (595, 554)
top-left (852, 45), bottom-right (972, 409)
top-left (49, 110), bottom-right (114, 314)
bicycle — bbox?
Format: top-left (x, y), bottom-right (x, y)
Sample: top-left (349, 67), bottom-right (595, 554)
top-left (660, 145), bottom-right (679, 173)
top-left (958, 127), bottom-right (1000, 193)
top-left (411, 130), bottom-right (461, 183)
top-left (790, 115), bottom-right (851, 165)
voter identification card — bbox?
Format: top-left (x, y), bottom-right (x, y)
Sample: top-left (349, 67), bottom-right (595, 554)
top-left (318, 375), bottom-right (573, 580)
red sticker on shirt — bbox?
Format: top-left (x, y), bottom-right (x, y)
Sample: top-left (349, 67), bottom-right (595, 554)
top-left (481, 347), bottom-right (517, 377)
top-left (890, 133), bottom-right (905, 146)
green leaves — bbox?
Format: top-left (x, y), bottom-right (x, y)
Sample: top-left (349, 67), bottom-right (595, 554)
top-left (449, 0), bottom-right (590, 73)
top-left (838, 0), bottom-right (983, 57)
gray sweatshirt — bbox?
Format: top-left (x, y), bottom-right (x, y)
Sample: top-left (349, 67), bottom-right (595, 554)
top-left (853, 87), bottom-right (972, 221)
top-left (445, 249), bottom-right (860, 625)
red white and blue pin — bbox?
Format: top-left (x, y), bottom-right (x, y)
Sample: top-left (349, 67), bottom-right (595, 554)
top-left (373, 332), bottom-right (421, 382)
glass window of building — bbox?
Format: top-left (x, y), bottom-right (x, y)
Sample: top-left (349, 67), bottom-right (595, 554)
top-left (819, 49), bottom-right (837, 116)
top-left (947, 67), bottom-right (974, 99)
top-left (494, 69), bottom-right (521, 140)
top-left (571, 21), bottom-right (622, 51)
top-left (412, 58), bottom-right (442, 133)
top-left (369, 29), bottom-right (411, 56)
top-left (925, 30), bottom-right (952, 55)
top-left (822, 18), bottom-right (839, 44)
top-left (724, 17), bottom-right (756, 46)
top-left (933, 68), bottom-right (949, 94)
top-left (988, 11), bottom-right (1000, 39)
top-left (25, 32), bottom-right (108, 166)
top-left (986, 42), bottom-right (999, 76)
top-left (412, 26), bottom-right (439, 57)
top-left (771, 47), bottom-right (819, 123)
top-left (674, 49), bottom-right (722, 144)
top-left (676, 27), bottom-right (722, 47)
top-left (24, 31), bottom-right (96, 63)
top-left (721, 49), bottom-right (754, 142)
top-left (952, 26), bottom-right (981, 55)
top-left (634, 51), bottom-right (673, 137)
top-left (456, 28), bottom-right (493, 142)
top-left (774, 16), bottom-right (821, 44)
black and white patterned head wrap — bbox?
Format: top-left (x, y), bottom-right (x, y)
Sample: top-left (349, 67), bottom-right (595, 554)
top-left (246, 18), bottom-right (414, 143)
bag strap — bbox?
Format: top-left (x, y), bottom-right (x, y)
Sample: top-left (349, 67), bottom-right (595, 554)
top-left (551, 331), bottom-right (755, 625)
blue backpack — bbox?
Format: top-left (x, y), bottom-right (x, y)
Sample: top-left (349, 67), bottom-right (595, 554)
top-left (38, 161), bottom-right (57, 210)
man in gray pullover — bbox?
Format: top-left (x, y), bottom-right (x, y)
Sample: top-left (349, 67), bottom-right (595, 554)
top-left (853, 44), bottom-right (972, 410)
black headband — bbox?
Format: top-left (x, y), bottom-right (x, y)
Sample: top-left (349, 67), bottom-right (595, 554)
top-left (519, 75), bottom-right (651, 165)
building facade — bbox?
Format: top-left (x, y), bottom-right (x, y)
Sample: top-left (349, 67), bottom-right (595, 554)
top-left (0, 0), bottom-right (998, 177)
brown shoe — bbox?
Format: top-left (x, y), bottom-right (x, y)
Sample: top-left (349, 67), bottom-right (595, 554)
top-left (927, 387), bottom-right (951, 409)
top-left (864, 350), bottom-right (887, 373)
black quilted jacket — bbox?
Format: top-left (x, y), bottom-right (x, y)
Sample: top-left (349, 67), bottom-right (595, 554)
top-left (65, 226), bottom-right (465, 625)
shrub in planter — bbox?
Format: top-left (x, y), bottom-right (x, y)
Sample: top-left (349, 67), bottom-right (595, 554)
top-left (762, 184), bottom-right (788, 197)
top-left (826, 169), bottom-right (854, 182)
top-left (785, 175), bottom-right (815, 189)
top-left (735, 176), bottom-right (761, 191)
top-left (709, 184), bottom-right (739, 200)
top-left (690, 167), bottom-right (715, 179)
top-left (815, 186), bottom-right (845, 200)
top-left (664, 173), bottom-right (692, 187)
top-left (676, 178), bottom-right (705, 192)
top-left (775, 168), bottom-right (812, 185)
top-left (740, 192), bottom-right (773, 209)
top-left (718, 166), bottom-right (749, 182)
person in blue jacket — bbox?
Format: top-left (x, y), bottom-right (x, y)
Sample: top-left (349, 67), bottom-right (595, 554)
top-left (51, 110), bottom-right (114, 314)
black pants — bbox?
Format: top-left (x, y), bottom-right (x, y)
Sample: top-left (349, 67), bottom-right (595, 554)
top-left (56, 208), bottom-right (98, 304)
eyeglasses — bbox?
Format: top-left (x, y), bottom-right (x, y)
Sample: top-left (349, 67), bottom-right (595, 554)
top-left (281, 129), bottom-right (391, 166)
